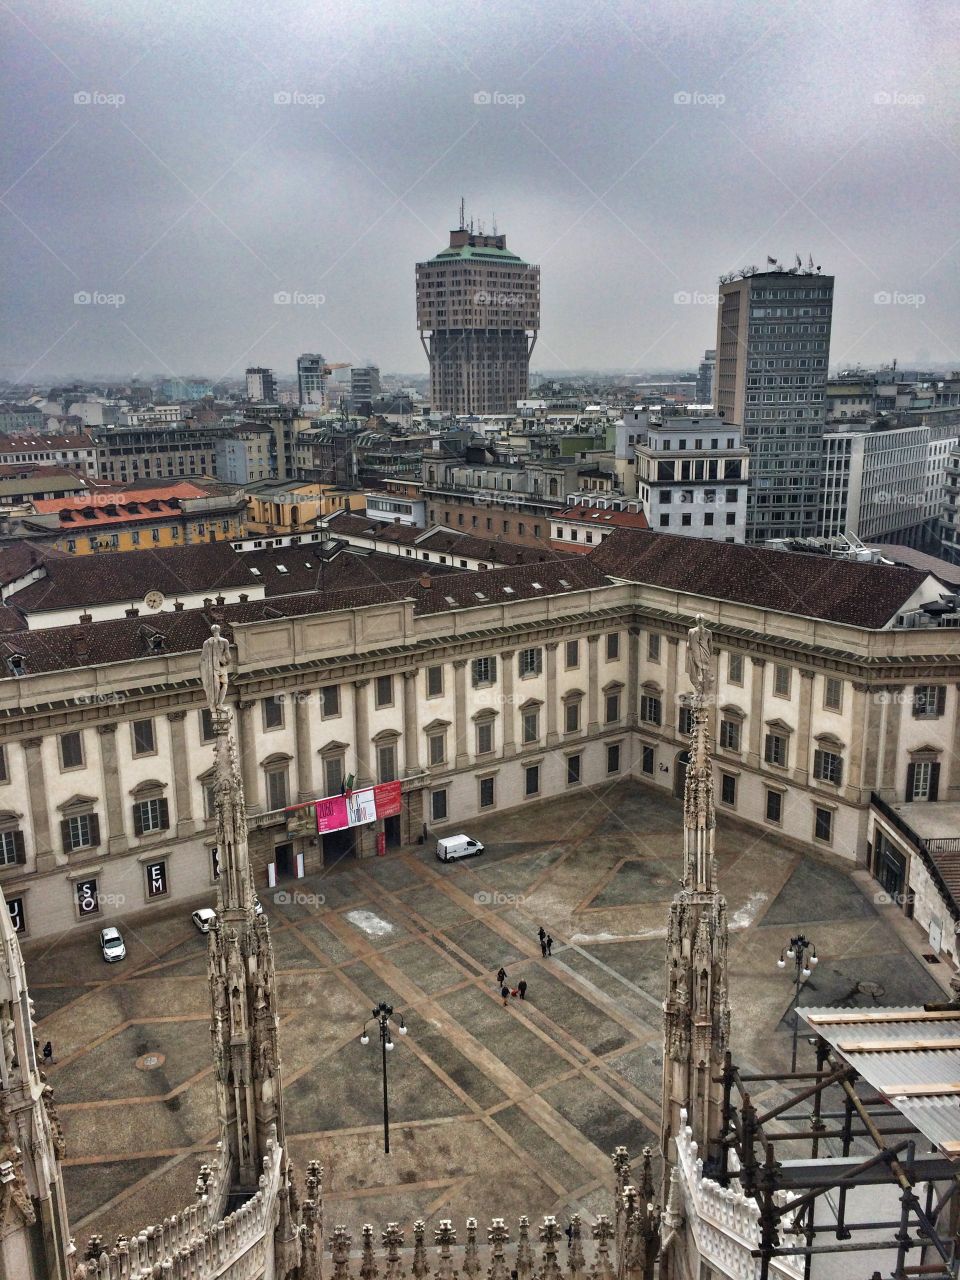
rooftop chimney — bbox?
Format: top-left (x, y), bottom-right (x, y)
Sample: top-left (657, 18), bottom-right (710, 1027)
top-left (418, 573), bottom-right (432, 588)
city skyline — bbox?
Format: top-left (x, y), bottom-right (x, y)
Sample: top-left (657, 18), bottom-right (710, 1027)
top-left (2, 0), bottom-right (957, 383)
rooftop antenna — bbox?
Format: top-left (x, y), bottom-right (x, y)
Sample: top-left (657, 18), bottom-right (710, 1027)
top-left (492, 211), bottom-right (498, 235)
top-left (459, 196), bottom-right (465, 230)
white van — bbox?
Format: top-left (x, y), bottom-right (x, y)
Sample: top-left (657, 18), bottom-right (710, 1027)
top-left (436, 834), bottom-right (484, 863)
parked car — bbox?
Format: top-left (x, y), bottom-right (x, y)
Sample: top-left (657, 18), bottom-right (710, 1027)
top-left (192, 907), bottom-right (217, 933)
top-left (99, 926), bottom-right (126, 962)
top-left (436, 834), bottom-right (484, 863)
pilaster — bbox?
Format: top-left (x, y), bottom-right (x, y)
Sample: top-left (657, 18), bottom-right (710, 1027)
top-left (845, 682), bottom-right (869, 804)
top-left (793, 670), bottom-right (815, 787)
top-left (545, 643), bottom-right (559, 746)
top-left (747, 657), bottom-right (766, 768)
top-left (947, 683), bottom-right (960, 801)
top-left (236, 701), bottom-right (262, 812)
top-left (587, 635), bottom-right (600, 735)
top-left (295, 691), bottom-right (314, 801)
top-left (21, 737), bottom-right (54, 874)
top-left (878, 685), bottom-right (904, 800)
top-left (862, 685), bottom-right (884, 794)
top-left (166, 710), bottom-right (194, 834)
top-left (626, 627), bottom-right (640, 728)
top-left (402, 671), bottom-right (420, 774)
top-left (97, 723), bottom-right (127, 854)
top-left (665, 636), bottom-right (679, 739)
top-left (501, 650), bottom-right (516, 757)
top-left (453, 660), bottom-right (469, 769)
top-left (353, 680), bottom-right (372, 787)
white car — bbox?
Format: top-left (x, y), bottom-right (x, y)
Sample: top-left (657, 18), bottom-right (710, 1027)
top-left (436, 834), bottom-right (485, 863)
top-left (192, 907), bottom-right (218, 934)
top-left (99, 926), bottom-right (126, 962)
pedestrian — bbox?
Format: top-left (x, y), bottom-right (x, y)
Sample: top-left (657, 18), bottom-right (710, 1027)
top-left (540, 937), bottom-right (547, 957)
top-left (546, 935), bottom-right (553, 956)
top-left (564, 1222), bottom-right (573, 1243)
top-left (501, 984), bottom-right (510, 1007)
top-left (538, 925), bottom-right (546, 945)
top-left (496, 966), bottom-right (507, 987)
top-left (518, 979), bottom-right (527, 1000)
top-left (42, 1041), bottom-right (53, 1063)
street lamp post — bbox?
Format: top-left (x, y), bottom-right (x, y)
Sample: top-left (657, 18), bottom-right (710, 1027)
top-left (359, 1001), bottom-right (406, 1154)
top-left (777, 934), bottom-right (818, 1073)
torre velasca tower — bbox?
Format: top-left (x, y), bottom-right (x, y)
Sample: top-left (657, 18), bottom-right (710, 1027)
top-left (416, 220), bottom-right (540, 414)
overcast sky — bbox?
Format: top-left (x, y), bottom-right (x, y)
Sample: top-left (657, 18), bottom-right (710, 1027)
top-left (2, 0), bottom-right (957, 384)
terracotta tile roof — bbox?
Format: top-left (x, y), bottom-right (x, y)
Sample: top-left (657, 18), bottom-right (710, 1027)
top-left (0, 433), bottom-right (94, 451)
top-left (6, 542), bottom-right (258, 614)
top-left (0, 541), bottom-right (66, 587)
top-left (33, 481), bottom-right (211, 526)
top-left (588, 528), bottom-right (930, 628)
top-left (327, 511), bottom-right (560, 565)
top-left (239, 545), bottom-right (457, 597)
top-left (555, 506), bottom-right (650, 530)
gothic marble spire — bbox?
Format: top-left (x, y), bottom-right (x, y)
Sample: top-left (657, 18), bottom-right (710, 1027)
top-left (0, 884), bottom-right (74, 1280)
top-left (660, 617), bottom-right (731, 1258)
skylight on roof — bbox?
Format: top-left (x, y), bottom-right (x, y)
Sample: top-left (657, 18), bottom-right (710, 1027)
top-left (475, 591), bottom-right (487, 600)
top-left (444, 595), bottom-right (457, 605)
top-left (249, 567), bottom-right (261, 575)
top-left (558, 579), bottom-right (571, 588)
top-left (276, 564), bottom-right (288, 573)
top-left (531, 582), bottom-right (543, 589)
top-left (503, 586), bottom-right (515, 594)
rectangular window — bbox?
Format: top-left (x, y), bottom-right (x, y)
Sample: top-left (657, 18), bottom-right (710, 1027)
top-left (431, 789), bottom-right (447, 822)
top-left (320, 685), bottom-right (340, 717)
top-left (565, 639), bottom-right (580, 669)
top-left (200, 708), bottom-right (216, 742)
top-left (606, 631), bottom-right (620, 660)
top-left (642, 745), bottom-right (654, 775)
top-left (566, 754), bottom-right (582, 786)
top-left (606, 743), bottom-right (621, 774)
top-left (765, 789), bottom-right (782, 824)
top-left (518, 648), bottom-right (542, 677)
top-left (605, 691), bottom-right (620, 724)
top-left (678, 705), bottom-right (694, 736)
top-left (375, 675), bottom-right (393, 708)
top-left (525, 764), bottom-right (540, 797)
top-left (773, 665), bottom-right (792, 697)
top-left (472, 656), bottom-right (497, 686)
top-left (728, 653), bottom-right (744, 685)
top-left (479, 776), bottom-right (495, 808)
top-left (428, 732), bottom-right (446, 766)
top-left (719, 719), bottom-right (741, 751)
top-left (764, 732), bottom-right (788, 767)
top-left (907, 760), bottom-right (940, 801)
top-left (59, 731), bottom-right (84, 770)
top-left (824, 677), bottom-right (843, 711)
top-left (262, 695), bottom-right (285, 730)
top-left (323, 755), bottom-right (344, 796)
top-left (63, 812), bottom-right (100, 851)
top-left (647, 633), bottom-right (661, 662)
top-left (814, 807), bottom-right (833, 843)
top-left (0, 829), bottom-right (25, 866)
top-left (132, 718), bottom-right (155, 756)
top-left (377, 744), bottom-right (397, 783)
top-left (913, 685), bottom-right (946, 719)
top-left (720, 773), bottom-right (737, 806)
top-left (640, 694), bottom-right (662, 725)
top-left (475, 721), bottom-right (494, 755)
top-left (522, 708), bottom-right (539, 744)
top-left (813, 748), bottom-right (843, 786)
top-left (134, 796), bottom-right (170, 835)
top-left (266, 768), bottom-right (288, 810)
top-left (426, 666), bottom-right (443, 697)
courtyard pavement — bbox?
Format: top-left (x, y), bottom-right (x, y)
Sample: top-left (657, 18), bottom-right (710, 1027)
top-left (27, 780), bottom-right (949, 1248)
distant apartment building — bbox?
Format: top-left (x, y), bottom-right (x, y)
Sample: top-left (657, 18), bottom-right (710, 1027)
top-left (215, 426), bottom-right (275, 484)
top-left (715, 267), bottom-right (833, 541)
top-left (549, 498), bottom-right (648, 553)
top-left (297, 354), bottom-right (326, 406)
top-left (0, 467), bottom-right (88, 507)
top-left (0, 433), bottom-right (96, 476)
top-left (416, 225), bottom-right (539, 414)
top-left (696, 349), bottom-right (716, 404)
top-left (66, 400), bottom-right (120, 428)
top-left (632, 407), bottom-right (749, 542)
top-left (91, 423), bottom-right (230, 483)
top-left (364, 490), bottom-right (426, 527)
top-left (158, 377), bottom-right (212, 401)
top-left (942, 445), bottom-right (960, 564)
top-left (117, 404), bottom-right (183, 426)
top-left (420, 457), bottom-right (581, 546)
top-left (245, 367), bottom-right (277, 403)
top-left (350, 366), bottom-right (381, 414)
top-left (242, 480), bottom-right (361, 535)
top-left (0, 404), bottom-right (44, 434)
top-left (295, 427), bottom-right (359, 488)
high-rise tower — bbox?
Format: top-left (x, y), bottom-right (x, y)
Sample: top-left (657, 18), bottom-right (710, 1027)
top-left (659, 618), bottom-right (730, 1280)
top-left (0, 885), bottom-right (74, 1279)
top-left (715, 265), bottom-right (834, 541)
top-left (416, 217), bottom-right (539, 414)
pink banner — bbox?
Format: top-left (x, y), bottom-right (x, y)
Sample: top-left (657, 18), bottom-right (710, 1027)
top-left (315, 794), bottom-right (349, 834)
top-left (374, 780), bottom-right (402, 818)
top-left (314, 780), bottom-right (404, 835)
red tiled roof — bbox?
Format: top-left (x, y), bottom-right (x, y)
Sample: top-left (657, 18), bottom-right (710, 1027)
top-left (555, 506), bottom-right (650, 530)
top-left (327, 511), bottom-right (560, 565)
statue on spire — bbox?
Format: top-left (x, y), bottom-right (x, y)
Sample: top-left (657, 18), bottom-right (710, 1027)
top-left (200, 624), bottom-right (232, 716)
top-left (685, 615), bottom-right (713, 698)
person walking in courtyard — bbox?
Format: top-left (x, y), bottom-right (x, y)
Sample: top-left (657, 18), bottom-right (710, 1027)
top-left (497, 966), bottom-right (507, 987)
top-left (501, 983), bottom-right (510, 1007)
top-left (518, 979), bottom-right (527, 1000)
top-left (546, 935), bottom-right (553, 956)
top-left (538, 925), bottom-right (546, 946)
top-left (540, 935), bottom-right (548, 957)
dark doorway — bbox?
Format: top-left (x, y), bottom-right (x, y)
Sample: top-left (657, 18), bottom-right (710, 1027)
top-left (876, 835), bottom-right (906, 902)
top-left (322, 827), bottom-right (355, 867)
top-left (384, 815), bottom-right (402, 848)
top-left (674, 750), bottom-right (690, 800)
top-left (275, 842), bottom-right (296, 879)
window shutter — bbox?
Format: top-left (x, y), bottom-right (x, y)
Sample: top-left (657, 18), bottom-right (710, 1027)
top-left (133, 803), bottom-right (144, 836)
top-left (814, 749), bottom-right (823, 778)
top-left (12, 830), bottom-right (25, 864)
top-left (489, 656), bottom-right (497, 681)
top-left (905, 763), bottom-right (916, 802)
top-left (88, 814), bottom-right (100, 847)
top-left (60, 818), bottom-right (72, 853)
top-left (937, 686), bottom-right (947, 716)
top-left (929, 763), bottom-right (940, 802)
top-left (158, 797), bottom-right (170, 830)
